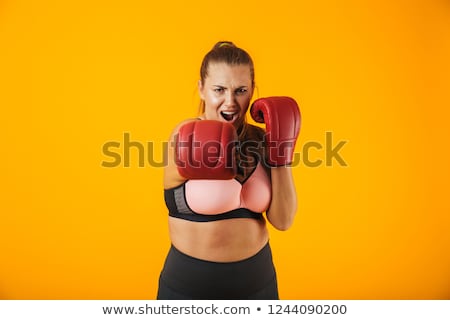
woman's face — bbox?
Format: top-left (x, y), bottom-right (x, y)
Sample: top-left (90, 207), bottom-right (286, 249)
top-left (199, 62), bottom-right (254, 128)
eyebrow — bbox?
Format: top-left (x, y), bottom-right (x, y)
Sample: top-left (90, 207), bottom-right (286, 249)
top-left (212, 85), bottom-right (248, 89)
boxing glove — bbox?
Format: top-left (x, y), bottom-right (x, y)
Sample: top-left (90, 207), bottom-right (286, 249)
top-left (175, 120), bottom-right (237, 179)
top-left (250, 96), bottom-right (301, 166)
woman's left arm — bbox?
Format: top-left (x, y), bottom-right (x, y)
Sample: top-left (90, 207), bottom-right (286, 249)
top-left (250, 96), bottom-right (301, 231)
top-left (266, 166), bottom-right (297, 231)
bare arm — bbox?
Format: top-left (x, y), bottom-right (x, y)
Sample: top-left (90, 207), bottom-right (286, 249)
top-left (163, 119), bottom-right (197, 189)
top-left (266, 166), bottom-right (297, 231)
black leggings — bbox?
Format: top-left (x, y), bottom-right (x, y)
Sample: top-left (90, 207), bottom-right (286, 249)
top-left (157, 242), bottom-right (279, 300)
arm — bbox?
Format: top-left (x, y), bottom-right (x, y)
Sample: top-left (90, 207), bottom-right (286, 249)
top-left (267, 166), bottom-right (297, 230)
top-left (164, 119), bottom-right (237, 189)
top-left (163, 119), bottom-right (193, 189)
top-left (250, 96), bottom-right (301, 231)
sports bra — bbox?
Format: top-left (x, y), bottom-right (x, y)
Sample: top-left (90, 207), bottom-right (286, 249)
top-left (164, 162), bottom-right (272, 222)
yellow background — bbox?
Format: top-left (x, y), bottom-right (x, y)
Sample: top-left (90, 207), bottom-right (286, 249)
top-left (1, 0), bottom-right (449, 299)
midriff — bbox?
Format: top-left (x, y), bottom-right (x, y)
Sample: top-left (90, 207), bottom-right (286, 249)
top-left (168, 216), bottom-right (269, 262)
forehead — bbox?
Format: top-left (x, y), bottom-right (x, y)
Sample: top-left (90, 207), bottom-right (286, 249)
top-left (205, 62), bottom-right (252, 86)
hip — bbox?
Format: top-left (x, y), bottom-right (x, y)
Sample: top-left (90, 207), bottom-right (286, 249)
top-left (158, 242), bottom-right (278, 300)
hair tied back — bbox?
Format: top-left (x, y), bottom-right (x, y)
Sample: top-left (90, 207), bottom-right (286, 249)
top-left (217, 41), bottom-right (235, 49)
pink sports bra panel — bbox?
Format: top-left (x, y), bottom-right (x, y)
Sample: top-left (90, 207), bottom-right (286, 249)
top-left (185, 163), bottom-right (272, 215)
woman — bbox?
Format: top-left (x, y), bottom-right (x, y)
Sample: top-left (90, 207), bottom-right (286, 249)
top-left (158, 41), bottom-right (300, 299)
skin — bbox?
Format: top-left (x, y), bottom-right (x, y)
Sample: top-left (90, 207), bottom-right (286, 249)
top-left (163, 62), bottom-right (297, 262)
top-left (198, 62), bottom-right (252, 129)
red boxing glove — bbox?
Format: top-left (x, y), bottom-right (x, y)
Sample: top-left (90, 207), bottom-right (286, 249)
top-left (175, 120), bottom-right (237, 179)
top-left (250, 96), bottom-right (301, 166)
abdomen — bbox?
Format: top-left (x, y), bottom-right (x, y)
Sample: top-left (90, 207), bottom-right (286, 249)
top-left (168, 217), bottom-right (269, 262)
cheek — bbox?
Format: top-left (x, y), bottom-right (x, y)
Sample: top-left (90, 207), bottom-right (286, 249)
top-left (205, 94), bottom-right (222, 109)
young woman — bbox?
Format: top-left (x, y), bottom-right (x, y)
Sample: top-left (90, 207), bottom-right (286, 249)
top-left (158, 41), bottom-right (301, 299)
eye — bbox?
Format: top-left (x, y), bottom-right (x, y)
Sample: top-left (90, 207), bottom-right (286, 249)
top-left (236, 88), bottom-right (248, 95)
top-left (213, 87), bottom-right (224, 93)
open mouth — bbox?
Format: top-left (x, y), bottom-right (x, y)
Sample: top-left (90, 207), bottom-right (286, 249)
top-left (220, 111), bottom-right (238, 122)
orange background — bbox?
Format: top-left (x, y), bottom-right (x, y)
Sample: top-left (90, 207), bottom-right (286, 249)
top-left (1, 0), bottom-right (449, 299)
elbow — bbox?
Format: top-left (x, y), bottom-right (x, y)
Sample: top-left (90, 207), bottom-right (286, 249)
top-left (267, 197), bottom-right (298, 231)
top-left (273, 221), bottom-right (293, 231)
top-left (267, 209), bottom-right (296, 231)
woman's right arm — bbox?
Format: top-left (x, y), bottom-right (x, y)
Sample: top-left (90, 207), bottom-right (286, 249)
top-left (164, 118), bottom-right (238, 188)
top-left (163, 119), bottom-right (197, 189)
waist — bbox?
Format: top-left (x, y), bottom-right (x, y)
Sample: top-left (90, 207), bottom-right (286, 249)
top-left (168, 216), bottom-right (268, 262)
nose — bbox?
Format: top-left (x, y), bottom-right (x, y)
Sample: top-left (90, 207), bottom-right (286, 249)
top-left (224, 91), bottom-right (237, 107)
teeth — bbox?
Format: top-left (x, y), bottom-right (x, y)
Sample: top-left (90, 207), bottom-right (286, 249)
top-left (221, 111), bottom-right (236, 122)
